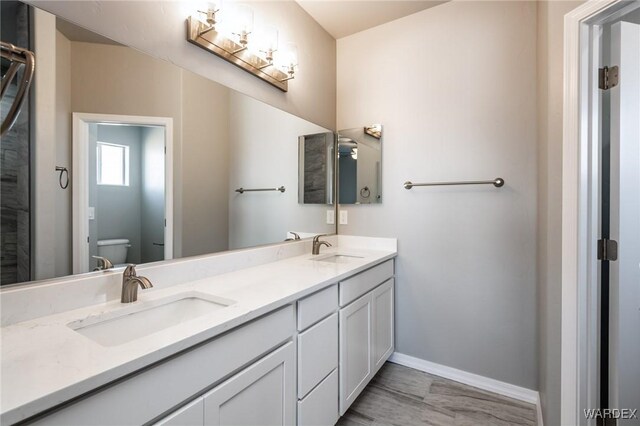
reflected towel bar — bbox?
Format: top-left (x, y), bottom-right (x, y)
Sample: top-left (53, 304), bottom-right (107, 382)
top-left (403, 178), bottom-right (504, 189)
top-left (235, 186), bottom-right (286, 194)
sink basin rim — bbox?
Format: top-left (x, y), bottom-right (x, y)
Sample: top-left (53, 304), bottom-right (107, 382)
top-left (311, 253), bottom-right (365, 263)
top-left (67, 291), bottom-right (235, 332)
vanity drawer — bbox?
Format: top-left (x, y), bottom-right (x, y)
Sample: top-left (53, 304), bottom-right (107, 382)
top-left (154, 396), bottom-right (204, 425)
top-left (297, 284), bottom-right (338, 331)
top-left (297, 313), bottom-right (338, 398)
top-left (339, 259), bottom-right (394, 306)
top-left (297, 369), bottom-right (339, 426)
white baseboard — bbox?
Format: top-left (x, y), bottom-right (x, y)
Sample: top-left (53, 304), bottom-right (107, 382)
top-left (388, 352), bottom-right (541, 408)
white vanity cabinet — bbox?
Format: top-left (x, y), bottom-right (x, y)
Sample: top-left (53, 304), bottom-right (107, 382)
top-left (295, 285), bottom-right (339, 426)
top-left (338, 260), bottom-right (395, 415)
top-left (32, 306), bottom-right (295, 426)
top-left (156, 342), bottom-right (296, 426)
top-left (20, 256), bottom-right (396, 426)
top-left (202, 342), bottom-right (296, 425)
top-left (155, 397), bottom-right (204, 426)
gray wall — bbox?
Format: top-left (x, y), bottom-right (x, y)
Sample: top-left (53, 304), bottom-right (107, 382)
top-left (228, 92), bottom-right (334, 249)
top-left (337, 1), bottom-right (538, 390)
top-left (140, 127), bottom-right (165, 263)
top-left (180, 71), bottom-right (230, 257)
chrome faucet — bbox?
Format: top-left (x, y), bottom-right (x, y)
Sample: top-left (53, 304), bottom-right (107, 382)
top-left (92, 255), bottom-right (113, 271)
top-left (285, 232), bottom-right (301, 241)
top-left (121, 264), bottom-right (153, 303)
top-left (312, 234), bottom-right (332, 255)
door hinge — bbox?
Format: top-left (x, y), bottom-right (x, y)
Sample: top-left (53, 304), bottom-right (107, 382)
top-left (599, 66), bottom-right (619, 90)
top-left (597, 239), bottom-right (618, 261)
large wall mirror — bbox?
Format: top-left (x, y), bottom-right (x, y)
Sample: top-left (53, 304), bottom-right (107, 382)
top-left (0, 3), bottom-right (336, 285)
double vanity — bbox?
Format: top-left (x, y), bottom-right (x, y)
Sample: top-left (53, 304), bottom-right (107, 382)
top-left (0, 236), bottom-right (397, 425)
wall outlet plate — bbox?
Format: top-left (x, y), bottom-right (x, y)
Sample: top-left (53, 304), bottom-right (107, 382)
top-left (326, 210), bottom-right (335, 225)
top-left (339, 210), bottom-right (348, 225)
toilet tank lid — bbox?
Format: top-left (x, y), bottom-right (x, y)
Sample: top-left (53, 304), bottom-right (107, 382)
top-left (97, 239), bottom-right (130, 246)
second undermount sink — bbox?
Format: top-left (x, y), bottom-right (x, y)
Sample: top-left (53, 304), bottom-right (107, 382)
top-left (68, 292), bottom-right (235, 347)
top-left (312, 253), bottom-right (364, 263)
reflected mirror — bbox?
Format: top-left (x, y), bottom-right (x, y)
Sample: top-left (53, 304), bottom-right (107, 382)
top-left (0, 4), bottom-right (336, 285)
top-left (338, 125), bottom-right (383, 204)
top-left (298, 132), bottom-right (335, 205)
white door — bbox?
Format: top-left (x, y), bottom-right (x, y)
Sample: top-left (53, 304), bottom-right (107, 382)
top-left (339, 292), bottom-right (372, 415)
top-left (609, 21), bottom-right (640, 425)
top-left (372, 279), bottom-right (394, 373)
top-left (203, 342), bottom-right (295, 426)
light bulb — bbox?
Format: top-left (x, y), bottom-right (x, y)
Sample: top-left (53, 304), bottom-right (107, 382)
top-left (254, 26), bottom-right (278, 60)
top-left (283, 42), bottom-right (298, 67)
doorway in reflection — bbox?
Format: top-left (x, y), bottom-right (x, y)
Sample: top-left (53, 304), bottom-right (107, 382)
top-left (87, 122), bottom-right (166, 271)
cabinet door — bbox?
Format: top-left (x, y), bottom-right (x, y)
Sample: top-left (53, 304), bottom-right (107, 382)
top-left (298, 312), bottom-right (338, 398)
top-left (154, 397), bottom-right (204, 426)
top-left (372, 279), bottom-right (394, 373)
top-left (339, 293), bottom-right (372, 415)
top-left (203, 342), bottom-right (295, 426)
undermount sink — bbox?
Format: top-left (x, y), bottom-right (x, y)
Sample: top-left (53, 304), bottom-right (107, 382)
top-left (312, 253), bottom-right (364, 263)
top-left (68, 292), bottom-right (235, 347)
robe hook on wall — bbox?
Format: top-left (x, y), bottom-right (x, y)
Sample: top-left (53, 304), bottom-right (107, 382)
top-left (56, 166), bottom-right (69, 189)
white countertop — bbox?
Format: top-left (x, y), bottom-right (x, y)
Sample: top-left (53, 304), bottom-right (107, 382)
top-left (0, 243), bottom-right (396, 424)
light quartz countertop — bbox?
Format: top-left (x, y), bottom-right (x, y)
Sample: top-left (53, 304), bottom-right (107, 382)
top-left (0, 243), bottom-right (396, 424)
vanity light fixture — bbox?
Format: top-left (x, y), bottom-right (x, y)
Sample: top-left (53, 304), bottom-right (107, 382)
top-left (187, 3), bottom-right (296, 91)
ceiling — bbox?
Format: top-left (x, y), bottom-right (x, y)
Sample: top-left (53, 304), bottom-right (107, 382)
top-left (56, 17), bottom-right (122, 46)
top-left (296, 1), bottom-right (447, 39)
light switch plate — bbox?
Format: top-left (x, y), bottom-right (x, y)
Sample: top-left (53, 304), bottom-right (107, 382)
top-left (339, 210), bottom-right (348, 225)
top-left (326, 210), bottom-right (335, 225)
top-left (88, 207), bottom-right (95, 220)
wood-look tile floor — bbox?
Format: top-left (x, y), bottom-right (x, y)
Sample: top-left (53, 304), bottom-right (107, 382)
top-left (336, 362), bottom-right (537, 426)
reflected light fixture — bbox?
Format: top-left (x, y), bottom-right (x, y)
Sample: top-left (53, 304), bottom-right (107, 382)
top-left (187, 3), bottom-right (296, 92)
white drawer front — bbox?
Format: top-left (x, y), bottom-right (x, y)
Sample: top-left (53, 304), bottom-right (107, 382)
top-left (297, 284), bottom-right (338, 331)
top-left (297, 369), bottom-right (339, 426)
top-left (298, 313), bottom-right (338, 398)
top-left (339, 259), bottom-right (394, 307)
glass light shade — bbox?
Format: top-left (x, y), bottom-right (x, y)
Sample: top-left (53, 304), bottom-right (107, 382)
top-left (234, 4), bottom-right (254, 33)
top-left (194, 1), bottom-right (220, 24)
top-left (281, 42), bottom-right (298, 68)
top-left (256, 26), bottom-right (278, 52)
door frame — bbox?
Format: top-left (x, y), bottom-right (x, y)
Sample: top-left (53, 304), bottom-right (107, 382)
top-left (72, 112), bottom-right (174, 273)
top-left (562, 1), bottom-right (640, 424)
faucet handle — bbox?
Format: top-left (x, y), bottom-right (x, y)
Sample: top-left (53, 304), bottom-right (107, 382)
top-left (123, 264), bottom-right (137, 276)
top-left (92, 255), bottom-right (114, 271)
top-left (313, 234), bottom-right (328, 243)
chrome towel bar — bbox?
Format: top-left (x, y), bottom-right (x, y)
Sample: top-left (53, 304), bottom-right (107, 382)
top-left (235, 186), bottom-right (286, 194)
top-left (403, 178), bottom-right (504, 190)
